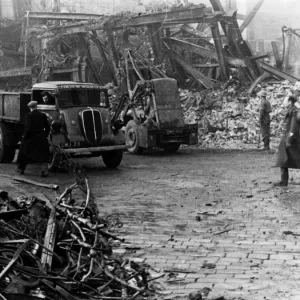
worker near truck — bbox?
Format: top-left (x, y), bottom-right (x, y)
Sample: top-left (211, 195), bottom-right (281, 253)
top-left (16, 101), bottom-right (50, 177)
top-left (274, 95), bottom-right (300, 186)
top-left (258, 90), bottom-right (271, 150)
top-left (41, 91), bottom-right (55, 105)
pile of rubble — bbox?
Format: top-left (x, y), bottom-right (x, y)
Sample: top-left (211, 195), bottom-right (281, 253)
top-left (0, 149), bottom-right (157, 300)
top-left (181, 80), bottom-right (300, 149)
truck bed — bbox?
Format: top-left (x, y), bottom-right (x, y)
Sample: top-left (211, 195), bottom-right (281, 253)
top-left (0, 92), bottom-right (31, 123)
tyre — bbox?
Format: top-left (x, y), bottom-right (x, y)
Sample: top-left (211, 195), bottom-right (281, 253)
top-left (162, 143), bottom-right (181, 153)
top-left (0, 123), bottom-right (16, 163)
top-left (102, 150), bottom-right (123, 168)
top-left (125, 120), bottom-right (143, 154)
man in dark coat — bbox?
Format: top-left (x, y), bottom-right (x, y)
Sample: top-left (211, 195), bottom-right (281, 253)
top-left (17, 101), bottom-right (50, 177)
top-left (274, 95), bottom-right (300, 186)
top-left (259, 90), bottom-right (272, 150)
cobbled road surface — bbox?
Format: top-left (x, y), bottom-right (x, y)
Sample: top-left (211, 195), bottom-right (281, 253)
top-left (3, 147), bottom-right (300, 300)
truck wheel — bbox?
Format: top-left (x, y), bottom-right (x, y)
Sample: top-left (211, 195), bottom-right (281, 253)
top-left (125, 120), bottom-right (143, 154)
top-left (163, 143), bottom-right (181, 153)
top-left (0, 124), bottom-right (16, 163)
top-left (102, 150), bottom-right (123, 168)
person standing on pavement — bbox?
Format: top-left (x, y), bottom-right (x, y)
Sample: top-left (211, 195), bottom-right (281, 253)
top-left (274, 95), bottom-right (300, 186)
top-left (258, 90), bottom-right (272, 150)
top-left (17, 101), bottom-right (50, 177)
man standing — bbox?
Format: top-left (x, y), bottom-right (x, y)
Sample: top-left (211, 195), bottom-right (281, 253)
top-left (274, 95), bottom-right (300, 186)
top-left (17, 101), bottom-right (50, 177)
top-left (258, 90), bottom-right (272, 150)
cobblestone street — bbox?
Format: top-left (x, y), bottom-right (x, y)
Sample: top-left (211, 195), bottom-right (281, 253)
top-left (3, 148), bottom-right (300, 299)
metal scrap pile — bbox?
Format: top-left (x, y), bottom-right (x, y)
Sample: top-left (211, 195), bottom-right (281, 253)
top-left (181, 80), bottom-right (300, 149)
top-left (0, 164), bottom-right (154, 300)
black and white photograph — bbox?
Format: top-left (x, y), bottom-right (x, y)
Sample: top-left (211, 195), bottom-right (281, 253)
top-left (0, 0), bottom-right (300, 299)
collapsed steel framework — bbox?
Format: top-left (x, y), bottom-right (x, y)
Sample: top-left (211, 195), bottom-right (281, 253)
top-left (0, 0), bottom-right (299, 92)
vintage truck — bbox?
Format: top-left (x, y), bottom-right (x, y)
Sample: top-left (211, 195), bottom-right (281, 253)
top-left (0, 81), bottom-right (128, 168)
top-left (112, 50), bottom-right (198, 154)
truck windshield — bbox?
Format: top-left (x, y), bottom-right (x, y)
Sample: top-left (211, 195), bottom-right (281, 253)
top-left (58, 89), bottom-right (107, 108)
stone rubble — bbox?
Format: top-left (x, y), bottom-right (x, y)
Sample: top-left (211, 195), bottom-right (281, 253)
top-left (181, 80), bottom-right (300, 150)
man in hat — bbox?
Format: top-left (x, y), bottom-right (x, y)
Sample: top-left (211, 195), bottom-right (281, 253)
top-left (17, 101), bottom-right (50, 177)
top-left (259, 90), bottom-right (272, 150)
top-left (274, 95), bottom-right (300, 186)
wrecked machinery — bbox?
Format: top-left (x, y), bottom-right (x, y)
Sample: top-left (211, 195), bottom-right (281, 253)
top-left (113, 50), bottom-right (198, 154)
top-left (0, 81), bottom-right (128, 168)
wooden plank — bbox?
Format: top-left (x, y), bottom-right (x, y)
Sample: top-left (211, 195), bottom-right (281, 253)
top-left (282, 29), bottom-right (293, 72)
top-left (0, 174), bottom-right (59, 190)
top-left (249, 54), bottom-right (269, 61)
top-left (92, 30), bottom-right (117, 85)
top-left (0, 67), bottom-right (32, 78)
top-left (36, 18), bottom-right (110, 39)
top-left (107, 31), bottom-right (120, 75)
top-left (210, 23), bottom-right (228, 81)
top-left (209, 0), bottom-right (227, 35)
top-left (148, 24), bottom-right (163, 63)
top-left (258, 61), bottom-right (300, 83)
top-left (78, 33), bottom-right (102, 84)
top-left (165, 28), bottom-right (177, 73)
top-left (193, 63), bottom-right (219, 68)
top-left (112, 6), bottom-right (213, 28)
top-left (164, 37), bottom-right (246, 67)
top-left (63, 144), bottom-right (129, 154)
top-left (180, 25), bottom-right (215, 49)
top-left (247, 71), bottom-right (271, 95)
top-left (227, 13), bottom-right (261, 79)
top-left (173, 53), bottom-right (213, 89)
top-left (36, 8), bottom-right (219, 39)
top-left (271, 41), bottom-right (282, 69)
top-left (41, 206), bottom-right (57, 269)
top-left (26, 11), bottom-right (103, 20)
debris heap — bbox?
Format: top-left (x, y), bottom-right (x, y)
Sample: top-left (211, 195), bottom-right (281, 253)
top-left (181, 80), bottom-right (298, 149)
top-left (0, 148), bottom-right (154, 300)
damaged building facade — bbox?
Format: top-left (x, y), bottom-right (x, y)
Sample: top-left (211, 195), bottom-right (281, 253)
top-left (1, 0), bottom-right (300, 92)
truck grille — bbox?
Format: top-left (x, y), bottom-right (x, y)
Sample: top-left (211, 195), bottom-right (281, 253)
top-left (81, 109), bottom-right (102, 145)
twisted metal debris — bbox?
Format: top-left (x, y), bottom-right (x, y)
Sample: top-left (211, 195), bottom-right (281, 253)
top-left (0, 145), bottom-right (155, 300)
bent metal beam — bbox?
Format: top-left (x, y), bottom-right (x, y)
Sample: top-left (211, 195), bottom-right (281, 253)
top-left (163, 37), bottom-right (246, 68)
top-left (33, 7), bottom-right (220, 39)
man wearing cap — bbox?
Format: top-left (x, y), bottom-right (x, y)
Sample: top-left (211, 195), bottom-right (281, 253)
top-left (16, 101), bottom-right (50, 177)
top-left (259, 90), bottom-right (272, 150)
top-left (274, 95), bottom-right (300, 186)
